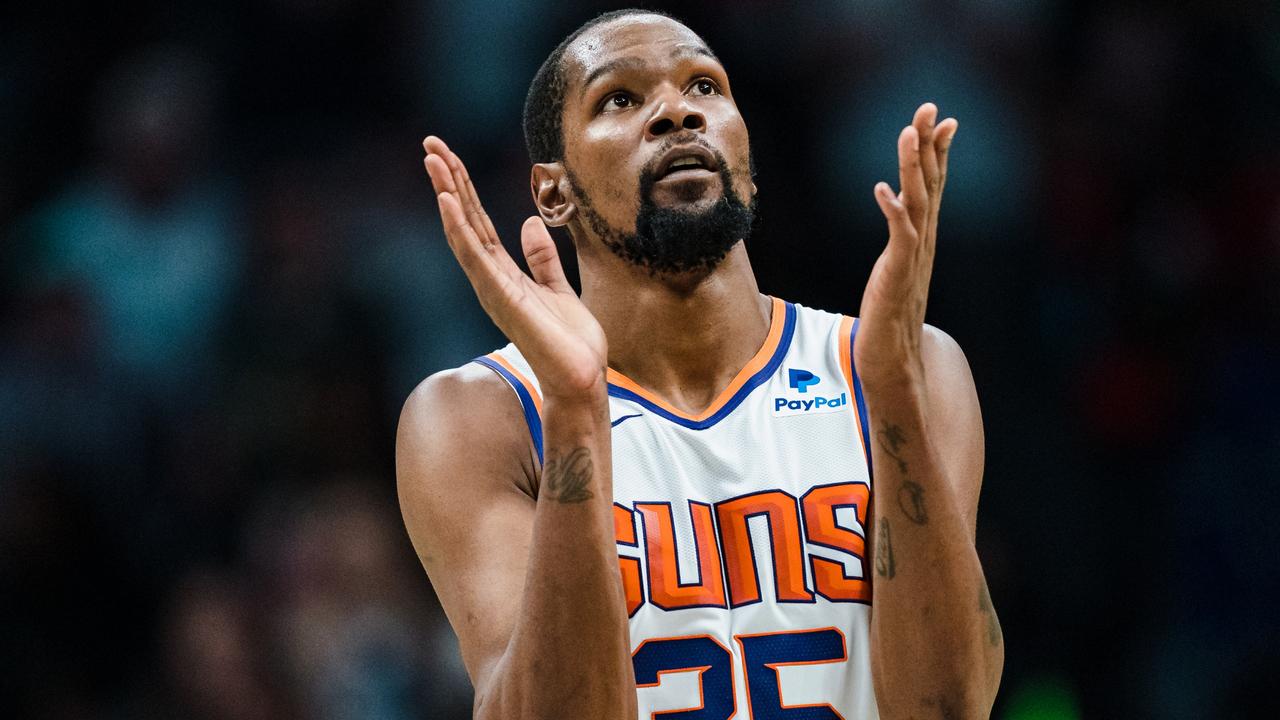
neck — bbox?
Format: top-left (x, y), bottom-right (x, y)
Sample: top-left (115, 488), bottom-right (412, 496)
top-left (579, 242), bottom-right (772, 415)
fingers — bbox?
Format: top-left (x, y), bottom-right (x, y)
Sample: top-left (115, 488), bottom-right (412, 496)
top-left (913, 103), bottom-right (939, 197)
top-left (457, 154), bottom-right (502, 247)
top-left (447, 144), bottom-right (524, 277)
top-left (423, 142), bottom-right (459, 195)
top-left (520, 217), bottom-right (573, 293)
top-left (434, 183), bottom-right (498, 285)
top-left (925, 117), bottom-right (957, 253)
top-left (874, 181), bottom-right (916, 248)
top-left (426, 137), bottom-right (491, 238)
top-left (424, 135), bottom-right (522, 276)
top-left (872, 181), bottom-right (919, 296)
top-left (425, 149), bottom-right (509, 304)
top-left (912, 104), bottom-right (939, 243)
top-left (424, 153), bottom-right (469, 245)
top-left (897, 125), bottom-right (928, 233)
top-left (894, 105), bottom-right (958, 253)
top-left (933, 117), bottom-right (958, 199)
top-left (430, 137), bottom-right (498, 242)
top-left (883, 105), bottom-right (957, 218)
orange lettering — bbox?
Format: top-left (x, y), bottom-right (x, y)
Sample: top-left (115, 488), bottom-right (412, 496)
top-left (637, 502), bottom-right (727, 609)
top-left (802, 482), bottom-right (871, 603)
top-left (715, 491), bottom-right (813, 606)
top-left (614, 503), bottom-right (645, 616)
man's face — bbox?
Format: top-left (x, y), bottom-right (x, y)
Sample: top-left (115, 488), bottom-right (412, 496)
top-left (557, 15), bottom-right (756, 274)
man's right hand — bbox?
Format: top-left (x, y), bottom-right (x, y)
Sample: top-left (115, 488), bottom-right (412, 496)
top-left (402, 140), bottom-right (636, 720)
top-left (423, 136), bottom-right (607, 400)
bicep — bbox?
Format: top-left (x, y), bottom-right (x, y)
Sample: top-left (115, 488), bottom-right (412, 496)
top-left (396, 367), bottom-right (537, 690)
top-left (922, 324), bottom-right (985, 538)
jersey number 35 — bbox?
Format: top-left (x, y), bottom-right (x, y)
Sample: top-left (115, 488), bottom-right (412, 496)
top-left (633, 627), bottom-right (847, 719)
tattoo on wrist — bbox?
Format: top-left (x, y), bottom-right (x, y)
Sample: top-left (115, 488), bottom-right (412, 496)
top-left (542, 447), bottom-right (594, 504)
top-left (897, 480), bottom-right (928, 525)
top-left (875, 517), bottom-right (896, 579)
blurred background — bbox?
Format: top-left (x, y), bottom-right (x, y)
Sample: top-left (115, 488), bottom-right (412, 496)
top-left (2, 0), bottom-right (1278, 718)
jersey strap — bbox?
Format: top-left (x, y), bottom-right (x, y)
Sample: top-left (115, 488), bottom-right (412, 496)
top-left (473, 352), bottom-right (544, 463)
top-left (837, 315), bottom-right (873, 477)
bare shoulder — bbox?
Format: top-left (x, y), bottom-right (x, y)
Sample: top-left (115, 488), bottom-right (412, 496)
top-left (396, 363), bottom-right (537, 512)
top-left (398, 362), bottom-right (521, 437)
top-left (920, 324), bottom-right (980, 407)
top-left (921, 323), bottom-right (969, 372)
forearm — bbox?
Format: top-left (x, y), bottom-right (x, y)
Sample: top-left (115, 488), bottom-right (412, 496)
top-left (478, 383), bottom-right (637, 720)
top-left (866, 378), bottom-right (1002, 719)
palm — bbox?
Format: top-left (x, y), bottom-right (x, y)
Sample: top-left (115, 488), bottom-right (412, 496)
top-left (492, 263), bottom-right (607, 385)
top-left (423, 136), bottom-right (605, 394)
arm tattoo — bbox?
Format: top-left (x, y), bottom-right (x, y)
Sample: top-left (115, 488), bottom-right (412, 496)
top-left (542, 447), bottom-right (594, 504)
top-left (875, 517), bottom-right (896, 579)
top-left (978, 583), bottom-right (1003, 647)
top-left (922, 695), bottom-right (962, 720)
top-left (897, 480), bottom-right (929, 525)
top-left (876, 422), bottom-right (909, 473)
top-left (877, 422), bottom-right (929, 524)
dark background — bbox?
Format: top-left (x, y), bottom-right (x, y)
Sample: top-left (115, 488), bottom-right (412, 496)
top-left (3, 1), bottom-right (1278, 718)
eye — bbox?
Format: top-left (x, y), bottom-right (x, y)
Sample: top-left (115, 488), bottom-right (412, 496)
top-left (601, 92), bottom-right (635, 111)
top-left (689, 78), bottom-right (720, 96)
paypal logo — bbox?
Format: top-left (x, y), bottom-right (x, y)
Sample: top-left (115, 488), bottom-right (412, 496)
top-left (788, 368), bottom-right (820, 393)
top-left (774, 394), bottom-right (848, 413)
top-left (775, 368), bottom-right (847, 417)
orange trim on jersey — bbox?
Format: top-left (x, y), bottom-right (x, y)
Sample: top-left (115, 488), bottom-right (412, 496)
top-left (605, 296), bottom-right (786, 422)
top-left (837, 316), bottom-right (868, 458)
top-left (486, 352), bottom-right (543, 417)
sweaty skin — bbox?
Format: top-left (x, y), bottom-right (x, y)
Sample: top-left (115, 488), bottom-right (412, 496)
top-left (397, 13), bottom-right (1001, 720)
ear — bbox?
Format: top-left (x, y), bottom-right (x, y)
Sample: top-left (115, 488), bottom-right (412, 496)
top-left (531, 162), bottom-right (576, 227)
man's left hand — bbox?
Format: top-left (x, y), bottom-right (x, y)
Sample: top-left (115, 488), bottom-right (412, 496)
top-left (855, 102), bottom-right (957, 389)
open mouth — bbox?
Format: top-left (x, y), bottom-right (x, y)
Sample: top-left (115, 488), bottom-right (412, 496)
top-left (654, 145), bottom-right (720, 182)
top-left (659, 157), bottom-right (715, 180)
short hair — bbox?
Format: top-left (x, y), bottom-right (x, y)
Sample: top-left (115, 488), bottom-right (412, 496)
top-left (522, 8), bottom-right (681, 165)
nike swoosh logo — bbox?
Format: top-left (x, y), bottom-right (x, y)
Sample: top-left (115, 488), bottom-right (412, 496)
top-left (610, 413), bottom-right (643, 427)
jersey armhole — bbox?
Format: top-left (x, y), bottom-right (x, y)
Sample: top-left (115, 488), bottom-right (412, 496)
top-left (472, 354), bottom-right (544, 464)
top-left (837, 316), bottom-right (873, 479)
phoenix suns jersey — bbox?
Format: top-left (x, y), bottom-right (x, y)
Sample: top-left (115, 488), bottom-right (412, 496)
top-left (473, 296), bottom-right (879, 719)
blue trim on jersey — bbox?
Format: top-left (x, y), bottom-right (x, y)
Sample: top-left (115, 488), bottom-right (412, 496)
top-left (849, 319), bottom-right (873, 478)
top-left (606, 301), bottom-right (798, 430)
top-left (473, 356), bottom-right (544, 464)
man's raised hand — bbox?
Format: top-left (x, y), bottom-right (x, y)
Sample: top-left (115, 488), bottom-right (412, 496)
top-left (855, 103), bottom-right (958, 386)
top-left (423, 136), bottom-right (607, 399)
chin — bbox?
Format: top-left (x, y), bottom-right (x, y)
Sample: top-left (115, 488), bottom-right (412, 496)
top-left (648, 174), bottom-right (726, 206)
top-left (658, 197), bottom-right (721, 216)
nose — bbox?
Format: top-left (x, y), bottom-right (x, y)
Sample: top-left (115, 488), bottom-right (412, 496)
top-left (645, 88), bottom-right (706, 140)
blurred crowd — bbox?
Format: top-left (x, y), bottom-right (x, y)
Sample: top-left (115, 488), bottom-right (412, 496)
top-left (2, 1), bottom-right (1278, 718)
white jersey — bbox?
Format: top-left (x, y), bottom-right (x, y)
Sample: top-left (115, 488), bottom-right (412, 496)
top-left (474, 297), bottom-right (879, 719)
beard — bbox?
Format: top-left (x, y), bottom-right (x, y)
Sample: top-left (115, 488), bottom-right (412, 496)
top-left (570, 142), bottom-right (757, 277)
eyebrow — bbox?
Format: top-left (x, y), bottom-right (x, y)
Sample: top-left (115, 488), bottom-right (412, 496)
top-left (578, 46), bottom-right (719, 99)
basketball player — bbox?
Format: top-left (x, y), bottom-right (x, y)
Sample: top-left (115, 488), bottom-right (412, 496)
top-left (397, 9), bottom-right (1003, 719)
